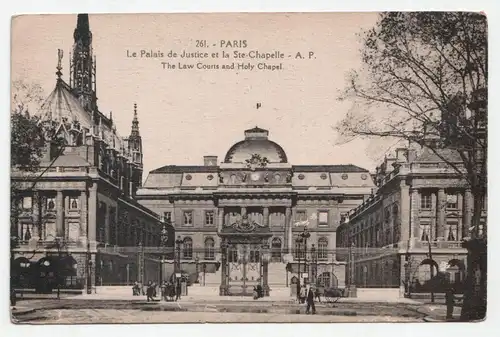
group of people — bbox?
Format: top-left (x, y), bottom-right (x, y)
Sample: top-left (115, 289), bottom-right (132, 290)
top-left (298, 283), bottom-right (321, 314)
top-left (132, 280), bottom-right (181, 302)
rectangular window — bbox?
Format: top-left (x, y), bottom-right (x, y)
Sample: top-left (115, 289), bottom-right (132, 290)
top-left (419, 224), bottom-right (430, 242)
top-left (446, 193), bottom-right (458, 209)
top-left (445, 222), bottom-right (458, 241)
top-left (163, 211), bottom-right (172, 223)
top-left (22, 196), bottom-right (32, 210)
top-left (183, 211), bottom-right (193, 226)
top-left (318, 211), bottom-right (329, 226)
top-left (46, 197), bottom-right (56, 211)
top-left (69, 196), bottom-right (79, 210)
top-left (205, 211), bottom-right (215, 226)
top-left (296, 210), bottom-right (307, 222)
top-left (420, 192), bottom-right (432, 209)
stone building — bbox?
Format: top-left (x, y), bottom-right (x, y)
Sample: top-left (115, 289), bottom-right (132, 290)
top-left (10, 14), bottom-right (173, 292)
top-left (336, 146), bottom-right (487, 294)
top-left (137, 127), bottom-right (375, 296)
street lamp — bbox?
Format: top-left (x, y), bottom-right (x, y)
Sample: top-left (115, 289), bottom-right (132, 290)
top-left (404, 252), bottom-right (412, 298)
top-left (202, 263), bottom-right (207, 286)
top-left (194, 255), bottom-right (200, 284)
top-left (300, 228), bottom-right (311, 284)
top-left (159, 225), bottom-right (168, 291)
top-left (311, 243), bottom-right (317, 286)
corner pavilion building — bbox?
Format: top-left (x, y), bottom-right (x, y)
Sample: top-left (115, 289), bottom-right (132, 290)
top-left (137, 127), bottom-right (375, 296)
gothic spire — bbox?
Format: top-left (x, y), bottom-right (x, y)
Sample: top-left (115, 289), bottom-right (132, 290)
top-left (74, 14), bottom-right (92, 46)
top-left (131, 103), bottom-right (140, 137)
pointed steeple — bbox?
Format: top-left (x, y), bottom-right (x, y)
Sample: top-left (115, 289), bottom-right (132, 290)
top-left (74, 14), bottom-right (92, 46)
top-left (70, 13), bottom-right (96, 111)
top-left (131, 103), bottom-right (140, 137)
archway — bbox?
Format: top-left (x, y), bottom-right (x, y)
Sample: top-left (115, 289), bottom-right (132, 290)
top-left (271, 237), bottom-right (282, 262)
top-left (413, 259), bottom-right (439, 292)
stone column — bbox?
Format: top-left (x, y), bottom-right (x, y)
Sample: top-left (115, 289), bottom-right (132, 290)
top-left (218, 207), bottom-right (224, 232)
top-left (400, 180), bottom-right (410, 247)
top-left (463, 189), bottom-right (473, 238)
top-left (56, 191), bottom-right (64, 238)
top-left (80, 190), bottom-right (88, 241)
top-left (410, 189), bottom-right (420, 244)
top-left (263, 207), bottom-right (269, 227)
top-left (437, 189), bottom-right (446, 239)
top-left (88, 184), bottom-right (97, 247)
top-left (285, 207), bottom-right (291, 254)
top-left (104, 205), bottom-right (110, 244)
top-left (457, 192), bottom-right (464, 240)
top-left (431, 192), bottom-right (437, 240)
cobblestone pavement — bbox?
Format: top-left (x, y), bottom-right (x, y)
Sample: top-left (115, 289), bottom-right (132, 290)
top-left (24, 309), bottom-right (424, 323)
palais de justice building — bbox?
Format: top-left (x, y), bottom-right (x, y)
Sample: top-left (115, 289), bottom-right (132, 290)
top-left (137, 127), bottom-right (375, 296)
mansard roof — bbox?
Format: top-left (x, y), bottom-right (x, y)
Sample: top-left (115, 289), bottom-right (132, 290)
top-left (292, 165), bottom-right (369, 173)
top-left (150, 165), bottom-right (220, 174)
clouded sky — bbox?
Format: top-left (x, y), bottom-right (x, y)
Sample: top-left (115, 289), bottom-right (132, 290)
top-left (12, 13), bottom-right (383, 177)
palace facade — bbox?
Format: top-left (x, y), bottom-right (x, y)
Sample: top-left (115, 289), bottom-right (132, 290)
top-left (11, 14), bottom-right (174, 292)
top-left (137, 127), bottom-right (375, 296)
top-left (337, 146), bottom-right (487, 294)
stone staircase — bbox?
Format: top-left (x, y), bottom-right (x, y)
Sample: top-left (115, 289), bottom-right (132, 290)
top-left (268, 262), bottom-right (287, 287)
top-left (198, 269), bottom-right (221, 286)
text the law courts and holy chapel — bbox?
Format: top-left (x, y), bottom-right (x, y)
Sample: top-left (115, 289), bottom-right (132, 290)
top-left (9, 12), bottom-right (487, 324)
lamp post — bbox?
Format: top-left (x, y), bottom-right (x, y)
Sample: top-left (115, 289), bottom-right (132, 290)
top-left (300, 228), bottom-right (311, 284)
top-left (404, 252), bottom-right (412, 298)
top-left (159, 225), bottom-right (168, 293)
top-left (195, 255), bottom-right (200, 284)
top-left (175, 236), bottom-right (183, 298)
top-left (346, 242), bottom-right (357, 297)
top-left (202, 263), bottom-right (207, 286)
top-left (311, 243), bottom-right (317, 286)
top-left (295, 237), bottom-right (302, 300)
top-left (427, 237), bottom-right (435, 303)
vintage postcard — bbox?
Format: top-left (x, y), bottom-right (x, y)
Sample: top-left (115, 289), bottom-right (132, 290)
top-left (10, 12), bottom-right (487, 324)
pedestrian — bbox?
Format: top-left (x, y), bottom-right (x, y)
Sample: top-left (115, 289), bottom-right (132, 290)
top-left (306, 285), bottom-right (316, 314)
top-left (314, 286), bottom-right (321, 303)
top-left (253, 286), bottom-right (258, 300)
top-left (445, 286), bottom-right (455, 321)
top-left (146, 281), bottom-right (154, 302)
top-left (175, 281), bottom-right (181, 301)
top-left (300, 284), bottom-right (307, 304)
top-left (256, 284), bottom-right (263, 298)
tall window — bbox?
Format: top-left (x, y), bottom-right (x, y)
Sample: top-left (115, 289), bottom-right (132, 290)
top-left (317, 272), bottom-right (331, 288)
top-left (204, 237), bottom-right (215, 260)
top-left (46, 197), bottom-right (56, 211)
top-left (21, 196), bottom-right (32, 210)
top-left (420, 192), bottom-right (432, 209)
top-left (163, 211), bottom-right (172, 223)
top-left (228, 245), bottom-right (238, 263)
top-left (318, 237), bottom-right (328, 260)
top-left (420, 223), bottom-right (430, 242)
top-left (69, 196), bottom-right (79, 210)
top-left (205, 211), bottom-right (215, 226)
top-left (271, 237), bottom-right (282, 261)
top-left (318, 211), bottom-right (329, 226)
top-left (183, 211), bottom-right (193, 226)
top-left (183, 237), bottom-right (193, 259)
top-left (446, 193), bottom-right (458, 209)
top-left (445, 222), bottom-right (458, 241)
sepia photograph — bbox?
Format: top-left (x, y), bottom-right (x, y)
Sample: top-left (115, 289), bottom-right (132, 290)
top-left (9, 11), bottom-right (487, 324)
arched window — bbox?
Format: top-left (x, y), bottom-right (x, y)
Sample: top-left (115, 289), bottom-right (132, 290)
top-left (318, 237), bottom-right (328, 260)
top-left (271, 237), bottom-right (282, 261)
top-left (204, 237), bottom-right (215, 260)
top-left (183, 237), bottom-right (193, 260)
top-left (318, 272), bottom-right (331, 288)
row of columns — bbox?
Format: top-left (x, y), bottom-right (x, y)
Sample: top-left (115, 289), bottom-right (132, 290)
top-left (409, 187), bottom-right (473, 242)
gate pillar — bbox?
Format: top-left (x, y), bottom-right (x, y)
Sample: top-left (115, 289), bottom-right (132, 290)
top-left (219, 239), bottom-right (229, 296)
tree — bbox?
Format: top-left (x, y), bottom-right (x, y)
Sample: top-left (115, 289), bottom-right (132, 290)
top-left (336, 12), bottom-right (487, 320)
top-left (10, 80), bottom-right (65, 244)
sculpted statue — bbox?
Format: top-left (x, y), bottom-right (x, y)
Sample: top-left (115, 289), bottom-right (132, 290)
top-left (218, 172), bottom-right (224, 183)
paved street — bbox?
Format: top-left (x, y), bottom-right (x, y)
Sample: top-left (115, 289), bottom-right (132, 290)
top-left (19, 309), bottom-right (424, 323)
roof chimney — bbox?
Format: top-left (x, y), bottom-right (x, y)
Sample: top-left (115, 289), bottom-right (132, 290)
top-left (204, 156), bottom-right (218, 166)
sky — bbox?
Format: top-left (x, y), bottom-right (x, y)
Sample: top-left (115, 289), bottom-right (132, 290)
top-left (11, 13), bottom-right (383, 177)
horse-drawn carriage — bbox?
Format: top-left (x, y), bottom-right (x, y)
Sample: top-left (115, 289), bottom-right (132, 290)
top-left (322, 287), bottom-right (344, 305)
